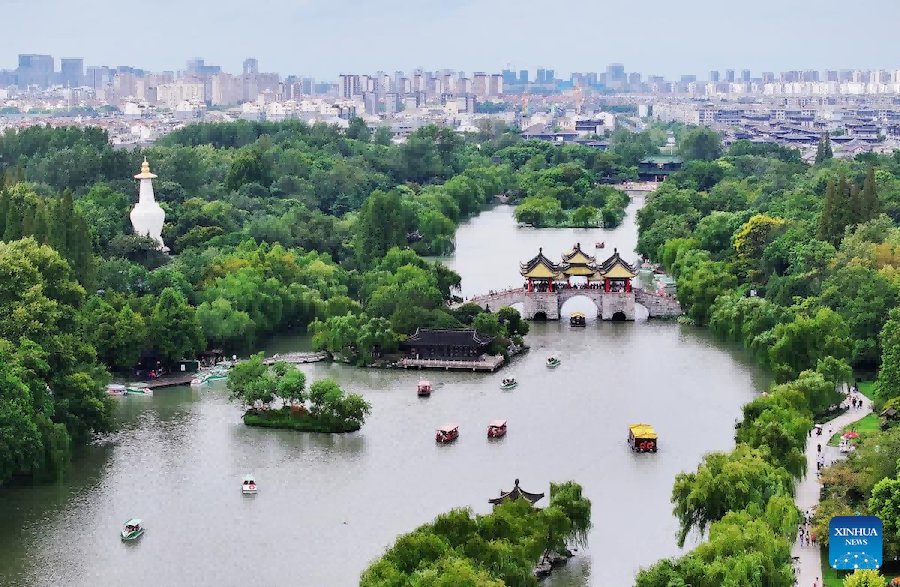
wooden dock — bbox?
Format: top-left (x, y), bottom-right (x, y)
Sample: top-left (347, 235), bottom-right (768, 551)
top-left (263, 351), bottom-right (330, 365)
top-left (130, 374), bottom-right (196, 389)
top-left (400, 355), bottom-right (505, 372)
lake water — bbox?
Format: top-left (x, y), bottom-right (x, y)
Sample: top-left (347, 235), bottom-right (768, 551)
top-left (0, 199), bottom-right (770, 587)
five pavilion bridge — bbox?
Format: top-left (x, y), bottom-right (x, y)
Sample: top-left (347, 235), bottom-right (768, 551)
top-left (453, 244), bottom-right (683, 321)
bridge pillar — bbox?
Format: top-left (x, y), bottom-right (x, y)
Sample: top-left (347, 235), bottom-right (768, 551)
top-left (522, 292), bottom-right (560, 320)
top-left (600, 292), bottom-right (635, 321)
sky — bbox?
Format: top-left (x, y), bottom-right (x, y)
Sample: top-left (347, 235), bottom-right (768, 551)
top-left (4, 0), bottom-right (900, 81)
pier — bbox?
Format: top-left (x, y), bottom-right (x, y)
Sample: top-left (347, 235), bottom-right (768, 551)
top-left (263, 351), bottom-right (330, 365)
top-left (400, 355), bottom-right (504, 372)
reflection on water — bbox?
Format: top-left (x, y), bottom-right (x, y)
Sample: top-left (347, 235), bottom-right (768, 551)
top-left (0, 199), bottom-right (771, 587)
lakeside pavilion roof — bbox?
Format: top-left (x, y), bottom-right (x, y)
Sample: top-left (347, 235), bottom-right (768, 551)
top-left (562, 243), bottom-right (596, 266)
top-left (520, 248), bottom-right (564, 279)
top-left (596, 249), bottom-right (637, 279)
top-left (488, 479), bottom-right (544, 506)
top-left (561, 243), bottom-right (598, 276)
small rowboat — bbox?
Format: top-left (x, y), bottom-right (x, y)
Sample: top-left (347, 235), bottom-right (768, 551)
top-left (500, 377), bottom-right (518, 390)
top-left (121, 519), bottom-right (144, 541)
top-left (242, 474), bottom-right (257, 494)
top-left (595, 242), bottom-right (605, 249)
top-left (125, 383), bottom-right (153, 396)
top-left (546, 355), bottom-right (561, 368)
top-left (487, 420), bottom-right (507, 439)
top-left (417, 380), bottom-right (432, 397)
top-left (436, 424), bottom-right (459, 443)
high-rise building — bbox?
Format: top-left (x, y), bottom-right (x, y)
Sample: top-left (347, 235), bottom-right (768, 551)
top-left (680, 74), bottom-right (697, 83)
top-left (60, 58), bottom-right (83, 87)
top-left (709, 70), bottom-right (720, 82)
top-left (472, 72), bottom-right (488, 96)
top-left (385, 92), bottom-right (399, 115)
top-left (762, 72), bottom-right (775, 83)
top-left (86, 66), bottom-right (112, 89)
top-left (519, 69), bottom-right (529, 84)
top-left (545, 69), bottom-right (555, 82)
top-left (802, 70), bottom-right (819, 82)
top-left (489, 74), bottom-right (503, 96)
top-left (243, 58), bottom-right (258, 76)
top-left (606, 63), bottom-right (625, 81)
top-left (17, 54), bottom-right (54, 88)
top-left (339, 74), bottom-right (360, 98)
top-left (825, 70), bottom-right (839, 82)
top-left (502, 69), bottom-right (517, 86)
top-left (725, 69), bottom-right (735, 82)
top-left (628, 72), bottom-right (641, 85)
top-left (536, 68), bottom-right (546, 84)
top-left (741, 70), bottom-right (751, 82)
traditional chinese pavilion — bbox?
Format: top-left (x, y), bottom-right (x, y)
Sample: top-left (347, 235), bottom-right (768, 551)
top-left (520, 248), bottom-right (564, 292)
top-left (488, 479), bottom-right (545, 506)
top-left (560, 243), bottom-right (596, 281)
top-left (400, 328), bottom-right (493, 360)
top-left (593, 248), bottom-right (636, 293)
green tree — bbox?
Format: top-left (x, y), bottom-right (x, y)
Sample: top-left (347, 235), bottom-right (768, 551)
top-left (571, 205), bottom-right (599, 227)
top-left (876, 308), bottom-right (900, 403)
top-left (815, 134), bottom-right (833, 164)
top-left (769, 308), bottom-right (851, 383)
top-left (671, 444), bottom-right (794, 547)
top-left (860, 165), bottom-right (879, 222)
top-left (148, 287), bottom-right (206, 364)
top-left (677, 128), bottom-right (723, 161)
top-left (843, 569), bottom-right (887, 587)
top-left (472, 312), bottom-right (502, 338)
top-left (345, 117), bottom-right (372, 142)
top-left (196, 298), bottom-right (253, 351)
top-left (868, 475), bottom-right (900, 562)
top-left (354, 189), bottom-right (406, 264)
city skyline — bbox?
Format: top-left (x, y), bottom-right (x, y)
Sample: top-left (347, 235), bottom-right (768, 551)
top-left (5, 0), bottom-right (899, 80)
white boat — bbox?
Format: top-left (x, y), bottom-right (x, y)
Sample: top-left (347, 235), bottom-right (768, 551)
top-left (121, 518), bottom-right (144, 541)
top-left (242, 474), bottom-right (257, 494)
top-left (125, 383), bottom-right (153, 396)
top-left (191, 366), bottom-right (230, 387)
top-left (106, 384), bottom-right (126, 396)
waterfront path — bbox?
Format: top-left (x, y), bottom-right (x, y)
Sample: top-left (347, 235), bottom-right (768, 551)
top-left (792, 391), bottom-right (873, 586)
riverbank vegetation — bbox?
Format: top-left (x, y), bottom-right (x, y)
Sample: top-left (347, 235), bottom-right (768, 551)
top-left (359, 481), bottom-right (591, 586)
top-left (0, 119), bottom-right (666, 484)
top-left (228, 352), bottom-right (370, 432)
top-left (635, 130), bottom-right (900, 583)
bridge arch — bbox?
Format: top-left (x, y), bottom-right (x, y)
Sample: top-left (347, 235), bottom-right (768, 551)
top-left (532, 311), bottom-right (548, 321)
top-left (559, 294), bottom-right (601, 319)
top-left (611, 311), bottom-right (627, 322)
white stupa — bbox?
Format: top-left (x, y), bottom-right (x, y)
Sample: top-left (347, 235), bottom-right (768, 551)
top-left (130, 159), bottom-right (168, 252)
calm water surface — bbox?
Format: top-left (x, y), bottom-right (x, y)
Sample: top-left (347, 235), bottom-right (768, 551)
top-left (0, 200), bottom-right (770, 587)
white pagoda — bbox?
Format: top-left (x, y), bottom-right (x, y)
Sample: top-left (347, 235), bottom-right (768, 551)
top-left (130, 159), bottom-right (168, 252)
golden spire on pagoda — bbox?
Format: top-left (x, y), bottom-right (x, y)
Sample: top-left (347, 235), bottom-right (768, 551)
top-left (134, 158), bottom-right (157, 180)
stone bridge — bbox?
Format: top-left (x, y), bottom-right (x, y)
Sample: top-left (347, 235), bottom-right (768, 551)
top-left (453, 287), bottom-right (682, 321)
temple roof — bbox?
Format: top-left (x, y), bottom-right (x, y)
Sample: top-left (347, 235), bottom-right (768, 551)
top-left (520, 248), bottom-right (564, 279)
top-left (562, 243), bottom-right (596, 266)
top-left (488, 479), bottom-right (544, 506)
top-left (400, 328), bottom-right (492, 348)
top-left (597, 249), bottom-right (636, 279)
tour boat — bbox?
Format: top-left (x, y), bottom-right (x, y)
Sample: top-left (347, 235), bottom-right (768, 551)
top-left (191, 367), bottom-right (229, 387)
top-left (500, 377), bottom-right (518, 390)
top-left (242, 474), bottom-right (257, 494)
top-left (487, 420), bottom-right (507, 439)
top-left (125, 383), bottom-right (153, 396)
top-left (595, 242), bottom-right (605, 249)
top-left (570, 312), bottom-right (586, 327)
top-left (436, 424), bottom-right (459, 443)
top-left (546, 355), bottom-right (561, 368)
top-left (121, 519), bottom-right (144, 541)
top-left (106, 384), bottom-right (126, 396)
top-left (628, 423), bottom-right (658, 453)
top-left (417, 380), bottom-right (432, 397)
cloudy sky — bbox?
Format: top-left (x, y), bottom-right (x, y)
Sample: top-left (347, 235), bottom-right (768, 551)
top-left (3, 0), bottom-right (899, 80)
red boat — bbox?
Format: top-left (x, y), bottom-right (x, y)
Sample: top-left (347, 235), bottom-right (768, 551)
top-left (436, 424), bottom-right (459, 443)
top-left (417, 380), bottom-right (432, 397)
top-left (487, 420), bottom-right (507, 439)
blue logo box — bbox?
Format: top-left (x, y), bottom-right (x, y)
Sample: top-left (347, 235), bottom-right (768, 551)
top-left (829, 516), bottom-right (882, 570)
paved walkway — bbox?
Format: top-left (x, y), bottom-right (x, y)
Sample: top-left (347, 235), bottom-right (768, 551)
top-left (792, 391), bottom-right (873, 587)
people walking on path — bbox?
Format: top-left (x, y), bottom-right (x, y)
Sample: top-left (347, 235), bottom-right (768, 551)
top-left (792, 390), bottom-right (873, 587)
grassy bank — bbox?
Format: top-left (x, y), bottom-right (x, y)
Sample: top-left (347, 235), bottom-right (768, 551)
top-left (243, 408), bottom-right (361, 433)
top-left (827, 413), bottom-right (882, 447)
